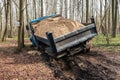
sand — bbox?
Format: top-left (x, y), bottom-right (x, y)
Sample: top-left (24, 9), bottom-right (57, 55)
top-left (32, 17), bottom-right (84, 38)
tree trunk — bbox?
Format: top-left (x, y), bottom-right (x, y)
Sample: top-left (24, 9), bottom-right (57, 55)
top-left (105, 0), bottom-right (110, 45)
top-left (18, 0), bottom-right (24, 50)
top-left (100, 0), bottom-right (104, 34)
top-left (70, 0), bottom-right (74, 19)
top-left (1, 0), bottom-right (10, 41)
top-left (112, 0), bottom-right (118, 37)
top-left (33, 0), bottom-right (37, 18)
top-left (41, 0), bottom-right (43, 16)
top-left (67, 0), bottom-right (70, 18)
top-left (108, 6), bottom-right (111, 34)
top-left (81, 0), bottom-right (84, 22)
top-left (91, 0), bottom-right (94, 16)
top-left (64, 0), bottom-right (67, 18)
top-left (26, 0), bottom-right (30, 37)
top-left (112, 0), bottom-right (115, 37)
top-left (86, 0), bottom-right (89, 23)
top-left (8, 0), bottom-right (12, 38)
top-left (0, 3), bottom-right (2, 35)
top-left (104, 0), bottom-right (107, 35)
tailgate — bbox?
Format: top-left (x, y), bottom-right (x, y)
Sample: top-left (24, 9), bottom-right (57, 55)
top-left (54, 23), bottom-right (97, 52)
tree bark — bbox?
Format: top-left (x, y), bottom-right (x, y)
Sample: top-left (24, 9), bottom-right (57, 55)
top-left (1, 0), bottom-right (10, 41)
top-left (8, 0), bottom-right (12, 38)
top-left (105, 0), bottom-right (110, 44)
top-left (41, 0), bottom-right (43, 16)
top-left (81, 0), bottom-right (84, 22)
top-left (18, 0), bottom-right (24, 50)
top-left (0, 3), bottom-right (2, 34)
top-left (104, 0), bottom-right (107, 35)
top-left (91, 0), bottom-right (94, 16)
top-left (112, 0), bottom-right (115, 37)
top-left (108, 6), bottom-right (111, 34)
top-left (64, 0), bottom-right (67, 18)
top-left (112, 0), bottom-right (118, 37)
top-left (26, 0), bottom-right (30, 37)
top-left (86, 0), bottom-right (89, 23)
top-left (33, 0), bottom-right (37, 18)
top-left (100, 0), bottom-right (104, 34)
top-left (70, 0), bottom-right (74, 19)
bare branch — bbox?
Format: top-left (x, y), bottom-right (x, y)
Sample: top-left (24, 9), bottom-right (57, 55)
top-left (11, 0), bottom-right (19, 8)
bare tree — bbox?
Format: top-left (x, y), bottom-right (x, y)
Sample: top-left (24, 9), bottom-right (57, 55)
top-left (0, 3), bottom-right (2, 35)
top-left (105, 0), bottom-right (110, 44)
top-left (81, 0), bottom-right (84, 22)
top-left (26, 0), bottom-right (30, 37)
top-left (91, 0), bottom-right (94, 16)
top-left (18, 0), bottom-right (24, 50)
top-left (70, 0), bottom-right (74, 19)
top-left (0, 0), bottom-right (120, 41)
top-left (111, 0), bottom-right (116, 37)
top-left (8, 0), bottom-right (12, 38)
top-left (108, 5), bottom-right (111, 34)
top-left (1, 0), bottom-right (10, 41)
top-left (39, 0), bottom-right (43, 17)
top-left (112, 0), bottom-right (118, 37)
top-left (33, 0), bottom-right (37, 18)
top-left (86, 0), bottom-right (89, 23)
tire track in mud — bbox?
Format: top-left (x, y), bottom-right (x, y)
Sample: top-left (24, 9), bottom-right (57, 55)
top-left (83, 51), bottom-right (120, 80)
top-left (40, 51), bottom-right (119, 80)
top-left (0, 46), bottom-right (119, 80)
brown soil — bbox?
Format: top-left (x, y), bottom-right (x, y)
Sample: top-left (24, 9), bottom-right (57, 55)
top-left (0, 39), bottom-right (120, 80)
top-left (32, 17), bottom-right (84, 38)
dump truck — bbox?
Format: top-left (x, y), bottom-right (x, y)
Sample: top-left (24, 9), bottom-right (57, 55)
top-left (29, 14), bottom-right (97, 59)
top-left (28, 14), bottom-right (98, 79)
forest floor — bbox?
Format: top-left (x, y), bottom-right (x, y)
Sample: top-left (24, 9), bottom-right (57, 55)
top-left (0, 38), bottom-right (120, 80)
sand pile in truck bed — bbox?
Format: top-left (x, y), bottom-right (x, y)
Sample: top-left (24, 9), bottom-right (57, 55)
top-left (32, 17), bottom-right (84, 38)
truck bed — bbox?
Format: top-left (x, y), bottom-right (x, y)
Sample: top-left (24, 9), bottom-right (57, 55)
top-left (29, 15), bottom-right (97, 59)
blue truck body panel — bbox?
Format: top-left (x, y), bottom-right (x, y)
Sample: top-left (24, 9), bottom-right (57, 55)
top-left (30, 14), bottom-right (58, 24)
